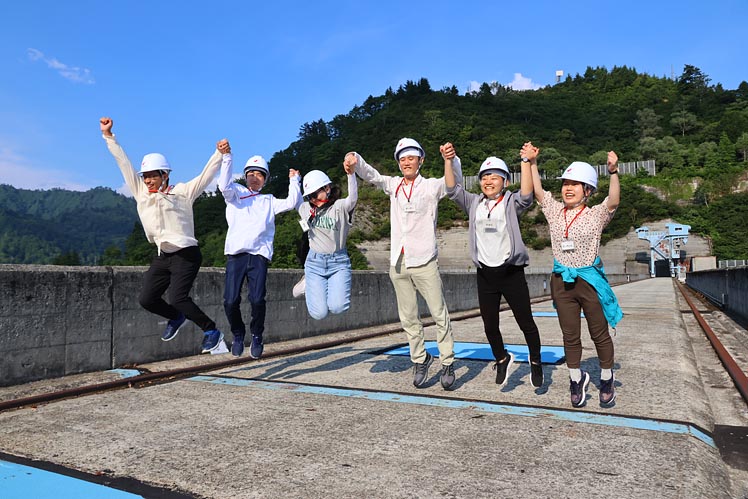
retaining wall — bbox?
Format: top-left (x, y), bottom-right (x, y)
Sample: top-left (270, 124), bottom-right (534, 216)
top-left (686, 267), bottom-right (748, 323)
top-left (0, 265), bottom-right (647, 386)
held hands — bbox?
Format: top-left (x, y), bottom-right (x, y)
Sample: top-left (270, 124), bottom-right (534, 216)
top-left (607, 151), bottom-right (619, 172)
top-left (343, 152), bottom-right (357, 175)
top-left (100, 117), bottom-right (113, 136)
top-left (289, 169), bottom-right (300, 178)
top-left (440, 142), bottom-right (456, 160)
top-left (217, 139), bottom-right (231, 155)
top-left (520, 142), bottom-right (539, 163)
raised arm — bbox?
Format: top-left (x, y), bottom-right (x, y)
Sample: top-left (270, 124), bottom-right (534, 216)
top-left (216, 140), bottom-right (238, 201)
top-left (441, 142), bottom-right (457, 189)
top-left (184, 140), bottom-right (224, 201)
top-left (272, 169), bottom-right (302, 214)
top-left (342, 153), bottom-right (359, 213)
top-left (350, 152), bottom-right (394, 195)
top-left (606, 151), bottom-right (620, 211)
top-left (99, 116), bottom-right (144, 197)
top-left (521, 142), bottom-right (544, 202)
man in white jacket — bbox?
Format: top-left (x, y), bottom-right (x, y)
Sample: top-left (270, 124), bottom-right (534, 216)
top-left (349, 138), bottom-right (461, 390)
top-left (218, 152), bottom-right (301, 358)
top-left (99, 117), bottom-right (226, 353)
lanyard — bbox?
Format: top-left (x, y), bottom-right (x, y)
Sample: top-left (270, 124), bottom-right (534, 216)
top-left (563, 206), bottom-right (586, 238)
top-left (485, 194), bottom-right (505, 218)
top-left (239, 191), bottom-right (260, 200)
top-left (395, 178), bottom-right (415, 202)
top-left (308, 199), bottom-right (330, 222)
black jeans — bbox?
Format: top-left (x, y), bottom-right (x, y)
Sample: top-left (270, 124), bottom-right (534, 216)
top-left (476, 264), bottom-right (542, 363)
top-left (139, 246), bottom-right (216, 332)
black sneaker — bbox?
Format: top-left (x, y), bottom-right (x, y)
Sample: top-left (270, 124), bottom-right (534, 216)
top-left (201, 329), bottom-right (224, 353)
top-left (412, 352), bottom-right (433, 387)
top-left (161, 313), bottom-right (186, 341)
top-left (530, 362), bottom-right (544, 388)
top-left (492, 352), bottom-right (514, 387)
top-left (440, 364), bottom-right (455, 390)
top-left (231, 333), bottom-right (245, 357)
top-left (570, 370), bottom-right (590, 407)
top-left (249, 334), bottom-right (264, 359)
top-left (599, 373), bottom-right (616, 405)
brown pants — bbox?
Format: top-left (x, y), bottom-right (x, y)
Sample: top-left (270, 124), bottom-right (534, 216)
top-left (550, 273), bottom-right (614, 369)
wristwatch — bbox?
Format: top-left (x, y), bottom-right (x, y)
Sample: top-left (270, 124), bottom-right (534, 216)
top-left (521, 157), bottom-right (530, 163)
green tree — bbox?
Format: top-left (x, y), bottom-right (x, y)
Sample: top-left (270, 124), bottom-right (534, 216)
top-left (735, 132), bottom-right (748, 162)
top-left (670, 106), bottom-right (699, 137)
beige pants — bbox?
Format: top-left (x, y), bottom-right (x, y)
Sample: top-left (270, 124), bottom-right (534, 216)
top-left (389, 255), bottom-right (454, 366)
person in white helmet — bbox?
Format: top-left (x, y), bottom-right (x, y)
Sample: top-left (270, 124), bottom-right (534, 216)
top-left (218, 151), bottom-right (301, 358)
top-left (348, 138), bottom-right (462, 390)
top-left (525, 142), bottom-right (622, 408)
top-left (296, 160), bottom-right (357, 319)
top-left (99, 117), bottom-right (226, 353)
top-left (442, 143), bottom-right (544, 391)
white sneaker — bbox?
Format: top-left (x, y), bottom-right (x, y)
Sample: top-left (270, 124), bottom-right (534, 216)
top-left (292, 276), bottom-right (306, 298)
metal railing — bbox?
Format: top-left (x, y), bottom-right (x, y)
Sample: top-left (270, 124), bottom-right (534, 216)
top-left (719, 260), bottom-right (748, 269)
top-left (463, 159), bottom-right (656, 189)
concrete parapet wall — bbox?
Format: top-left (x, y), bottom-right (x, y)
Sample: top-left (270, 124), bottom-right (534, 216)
top-left (687, 267), bottom-right (748, 322)
top-left (0, 264), bottom-right (646, 386)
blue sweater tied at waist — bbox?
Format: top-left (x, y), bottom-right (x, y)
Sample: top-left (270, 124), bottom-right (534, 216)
top-left (553, 256), bottom-right (623, 329)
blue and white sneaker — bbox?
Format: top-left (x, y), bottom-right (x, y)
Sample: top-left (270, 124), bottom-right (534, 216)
top-left (161, 313), bottom-right (186, 342)
top-left (249, 334), bottom-right (264, 359)
top-left (201, 330), bottom-right (224, 353)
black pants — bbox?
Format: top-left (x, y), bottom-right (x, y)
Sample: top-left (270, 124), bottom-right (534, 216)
top-left (477, 264), bottom-right (542, 363)
top-left (139, 246), bottom-right (216, 332)
top-left (223, 252), bottom-right (269, 339)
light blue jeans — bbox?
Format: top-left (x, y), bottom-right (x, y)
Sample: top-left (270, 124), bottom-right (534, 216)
top-left (304, 249), bottom-right (352, 320)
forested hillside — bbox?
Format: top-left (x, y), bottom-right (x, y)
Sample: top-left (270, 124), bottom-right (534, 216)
top-left (5, 64), bottom-right (748, 267)
top-left (0, 185), bottom-right (138, 265)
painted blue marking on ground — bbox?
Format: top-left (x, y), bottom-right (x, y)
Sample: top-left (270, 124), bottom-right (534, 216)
top-left (532, 311), bottom-right (585, 318)
top-left (189, 375), bottom-right (715, 449)
top-left (0, 460), bottom-right (144, 499)
top-left (383, 342), bottom-right (565, 363)
top-left (107, 369), bottom-right (141, 379)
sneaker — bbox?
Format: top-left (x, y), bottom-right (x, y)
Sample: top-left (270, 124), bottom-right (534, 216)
top-left (161, 313), bottom-right (186, 342)
top-left (231, 333), bottom-right (245, 357)
top-left (249, 334), bottom-right (264, 359)
top-left (412, 352), bottom-right (433, 387)
top-left (292, 276), bottom-right (306, 298)
top-left (599, 373), bottom-right (616, 405)
top-left (570, 370), bottom-right (590, 407)
top-left (493, 352), bottom-right (514, 387)
top-left (440, 364), bottom-right (455, 390)
top-left (201, 330), bottom-right (224, 353)
top-left (530, 361), bottom-right (544, 388)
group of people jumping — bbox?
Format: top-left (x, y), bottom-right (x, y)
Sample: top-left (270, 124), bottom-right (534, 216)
top-left (99, 116), bottom-right (622, 408)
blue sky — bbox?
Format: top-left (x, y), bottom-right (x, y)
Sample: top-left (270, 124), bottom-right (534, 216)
top-left (1, 0), bottom-right (746, 194)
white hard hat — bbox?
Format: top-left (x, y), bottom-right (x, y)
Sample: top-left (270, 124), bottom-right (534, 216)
top-left (302, 170), bottom-right (332, 197)
top-left (139, 153), bottom-right (171, 176)
top-left (478, 157), bottom-right (510, 180)
top-left (558, 161), bottom-right (598, 190)
top-left (394, 138), bottom-right (425, 161)
top-left (243, 155), bottom-right (269, 177)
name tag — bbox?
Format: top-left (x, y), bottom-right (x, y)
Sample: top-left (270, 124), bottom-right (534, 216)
top-left (403, 203), bottom-right (417, 213)
top-left (561, 239), bottom-right (575, 252)
top-left (482, 220), bottom-right (498, 232)
top-left (299, 219), bottom-right (310, 232)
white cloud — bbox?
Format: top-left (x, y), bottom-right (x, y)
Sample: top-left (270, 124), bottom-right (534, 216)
top-left (0, 143), bottom-right (90, 191)
top-left (468, 81), bottom-right (481, 93)
top-left (507, 73), bottom-right (541, 91)
top-left (26, 48), bottom-right (95, 84)
top-left (116, 182), bottom-right (133, 197)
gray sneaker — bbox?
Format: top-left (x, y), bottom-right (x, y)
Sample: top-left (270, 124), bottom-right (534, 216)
top-left (412, 352), bottom-right (433, 387)
top-left (440, 364), bottom-right (455, 390)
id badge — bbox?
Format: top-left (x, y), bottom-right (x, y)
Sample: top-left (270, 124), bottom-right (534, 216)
top-left (482, 220), bottom-right (498, 232)
top-left (299, 219), bottom-right (310, 233)
top-left (561, 239), bottom-right (575, 252)
top-left (404, 202), bottom-right (417, 213)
